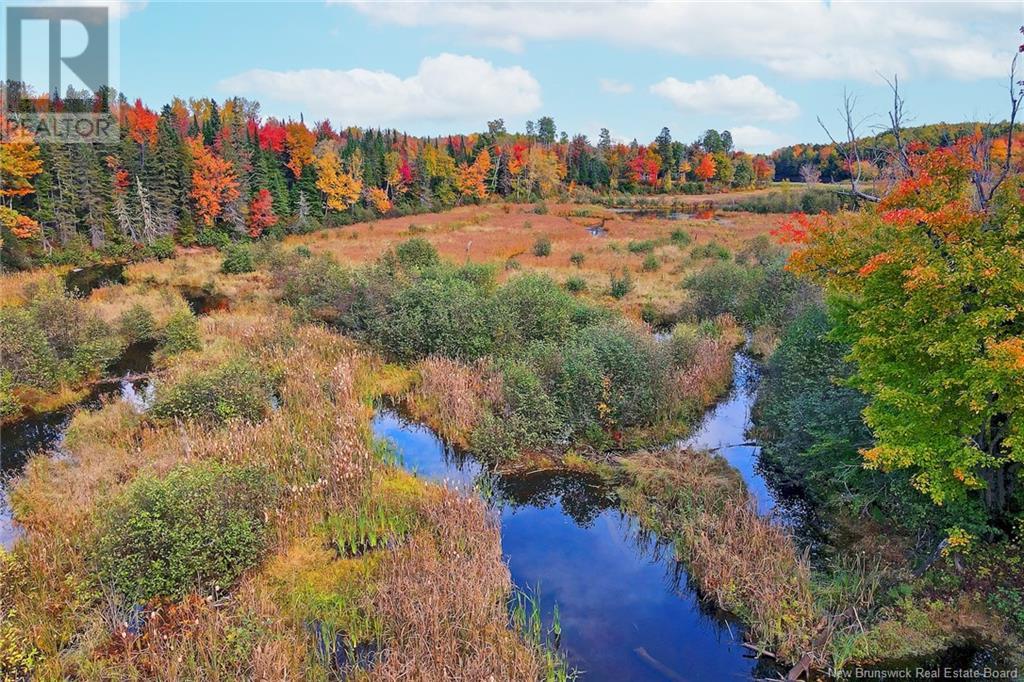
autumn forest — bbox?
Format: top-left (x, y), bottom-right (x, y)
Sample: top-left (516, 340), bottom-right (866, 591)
top-left (2, 8), bottom-right (1024, 682)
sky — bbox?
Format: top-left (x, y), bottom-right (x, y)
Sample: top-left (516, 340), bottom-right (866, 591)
top-left (10, 1), bottom-right (1024, 152)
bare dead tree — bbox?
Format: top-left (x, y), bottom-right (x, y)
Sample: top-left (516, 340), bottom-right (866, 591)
top-left (798, 163), bottom-right (821, 184)
top-left (881, 74), bottom-right (911, 178)
top-left (970, 45), bottom-right (1022, 210)
top-left (817, 88), bottom-right (881, 203)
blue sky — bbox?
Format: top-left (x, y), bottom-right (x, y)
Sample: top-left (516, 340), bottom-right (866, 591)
top-left (20, 1), bottom-right (1024, 151)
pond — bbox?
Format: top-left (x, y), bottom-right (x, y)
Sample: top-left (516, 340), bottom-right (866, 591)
top-left (0, 340), bottom-right (157, 549)
top-left (372, 368), bottom-right (782, 680)
top-left (64, 263), bottom-right (125, 297)
top-left (179, 286), bottom-right (231, 316)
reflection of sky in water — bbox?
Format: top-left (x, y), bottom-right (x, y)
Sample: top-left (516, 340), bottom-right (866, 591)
top-left (372, 409), bottom-right (760, 681)
top-left (683, 354), bottom-right (775, 516)
top-left (1, 376), bottom-right (154, 549)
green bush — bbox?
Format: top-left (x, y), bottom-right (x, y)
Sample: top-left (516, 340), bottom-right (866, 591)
top-left (394, 237), bottom-right (440, 271)
top-left (0, 282), bottom-right (121, 391)
top-left (93, 463), bottom-right (278, 603)
top-left (0, 370), bottom-right (20, 419)
top-left (492, 274), bottom-right (584, 350)
top-left (533, 201), bottom-right (548, 215)
top-left (152, 357), bottom-right (277, 424)
top-left (221, 243), bottom-right (256, 274)
top-left (608, 269), bottom-right (633, 299)
top-left (146, 236), bottom-right (176, 261)
top-left (684, 261), bottom-right (752, 321)
top-left (564, 276), bottom-right (587, 293)
top-left (691, 241), bottom-right (731, 260)
top-left (670, 229), bottom-right (692, 246)
top-left (160, 309), bottom-right (202, 355)
top-left (472, 360), bottom-right (561, 460)
top-left (569, 252), bottom-right (585, 267)
top-left (197, 228), bottom-right (230, 249)
top-left (627, 240), bottom-right (656, 253)
top-left (685, 261), bottom-right (807, 329)
top-left (642, 254), bottom-right (660, 272)
top-left (557, 322), bottom-right (660, 430)
top-left (533, 236), bottom-right (552, 257)
top-left (118, 304), bottom-right (156, 342)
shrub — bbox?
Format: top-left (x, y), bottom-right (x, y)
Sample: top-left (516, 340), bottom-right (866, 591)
top-left (558, 322), bottom-right (660, 430)
top-left (197, 228), bottom-right (230, 249)
top-left (684, 261), bottom-right (752, 321)
top-left (152, 357), bottom-right (277, 424)
top-left (564, 276), bottom-right (587, 293)
top-left (627, 240), bottom-right (656, 254)
top-left (394, 237), bottom-right (440, 271)
top-left (752, 304), bottom-right (877, 503)
top-left (642, 254), bottom-right (660, 272)
top-left (0, 282), bottom-right (121, 391)
top-left (371, 270), bottom-right (493, 362)
top-left (533, 201), bottom-right (548, 215)
top-left (93, 463), bottom-right (278, 603)
top-left (691, 241), bottom-right (731, 260)
top-left (0, 370), bottom-right (20, 419)
top-left (569, 252), bottom-right (585, 267)
top-left (221, 243), bottom-right (256, 274)
top-left (491, 274), bottom-right (583, 350)
top-left (276, 254), bottom-right (352, 322)
top-left (160, 309), bottom-right (201, 355)
top-left (146, 235), bottom-right (176, 261)
top-left (532, 236), bottom-right (552, 257)
top-left (504, 258), bottom-right (521, 271)
top-left (118, 304), bottom-right (156, 342)
top-left (472, 360), bottom-right (561, 460)
top-left (670, 229), bottom-right (692, 246)
top-left (608, 269), bottom-right (633, 299)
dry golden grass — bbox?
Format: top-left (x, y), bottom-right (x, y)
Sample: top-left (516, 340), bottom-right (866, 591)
top-left (403, 356), bottom-right (503, 448)
top-left (2, 301), bottom-right (545, 680)
top-left (620, 448), bottom-right (821, 665)
top-left (85, 282), bottom-right (191, 327)
top-left (0, 265), bottom-right (71, 307)
top-left (284, 201), bottom-right (779, 317)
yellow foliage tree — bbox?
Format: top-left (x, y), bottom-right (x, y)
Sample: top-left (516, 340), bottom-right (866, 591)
top-left (315, 151), bottom-right (362, 212)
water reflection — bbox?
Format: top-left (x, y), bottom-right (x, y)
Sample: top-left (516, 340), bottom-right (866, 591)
top-left (64, 263), bottom-right (125, 297)
top-left (371, 408), bottom-right (762, 681)
top-left (0, 341), bottom-right (156, 549)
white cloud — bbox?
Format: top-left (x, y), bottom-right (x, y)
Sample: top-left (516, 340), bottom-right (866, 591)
top-left (599, 78), bottom-right (633, 95)
top-left (218, 53), bottom-right (541, 126)
top-left (728, 125), bottom-right (788, 152)
top-left (651, 74), bottom-right (799, 121)
top-left (346, 1), bottom-right (1017, 82)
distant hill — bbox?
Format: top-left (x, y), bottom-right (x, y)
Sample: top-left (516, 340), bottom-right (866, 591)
top-left (771, 121), bottom-right (1015, 182)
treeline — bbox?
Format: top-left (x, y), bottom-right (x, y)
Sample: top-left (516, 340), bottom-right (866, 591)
top-left (770, 120), bottom-right (1019, 183)
top-left (1, 84), bottom-right (775, 269)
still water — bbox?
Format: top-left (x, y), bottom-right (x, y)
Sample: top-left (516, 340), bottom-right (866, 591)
top-left (372, 357), bottom-right (779, 680)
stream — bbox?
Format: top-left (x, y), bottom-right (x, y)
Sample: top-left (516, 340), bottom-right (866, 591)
top-left (0, 340), bottom-right (157, 549)
top-left (372, 351), bottom-right (782, 681)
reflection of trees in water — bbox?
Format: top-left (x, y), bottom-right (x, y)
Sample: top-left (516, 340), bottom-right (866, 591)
top-left (490, 470), bottom-right (616, 526)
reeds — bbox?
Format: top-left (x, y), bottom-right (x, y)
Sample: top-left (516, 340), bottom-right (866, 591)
top-left (620, 449), bottom-right (821, 664)
top-left (404, 355), bottom-right (503, 448)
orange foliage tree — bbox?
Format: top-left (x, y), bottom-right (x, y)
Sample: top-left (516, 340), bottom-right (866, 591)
top-left (0, 116), bottom-right (43, 239)
top-left (780, 138), bottom-right (1024, 521)
top-left (456, 149), bottom-right (492, 201)
top-left (187, 137), bottom-right (240, 226)
top-left (284, 122), bottom-right (316, 178)
top-left (695, 153), bottom-right (716, 182)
